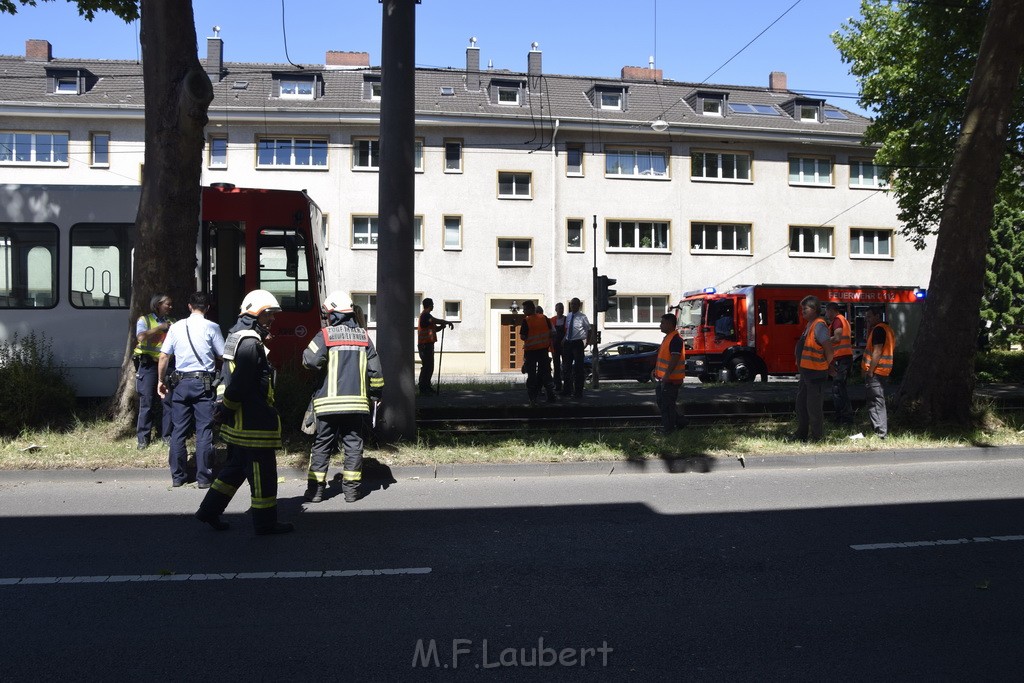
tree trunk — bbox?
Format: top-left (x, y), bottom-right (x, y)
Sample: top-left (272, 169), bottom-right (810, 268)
top-left (895, 0), bottom-right (1024, 425)
top-left (109, 0), bottom-right (213, 430)
top-left (375, 0), bottom-right (418, 445)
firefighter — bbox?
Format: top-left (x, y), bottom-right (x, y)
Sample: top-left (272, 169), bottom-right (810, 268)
top-left (302, 293), bottom-right (384, 503)
top-left (862, 305), bottom-right (895, 439)
top-left (825, 301), bottom-right (854, 424)
top-left (519, 300), bottom-right (557, 404)
top-left (133, 293), bottom-right (174, 449)
top-left (653, 311), bottom-right (687, 434)
top-left (794, 295), bottom-right (834, 443)
top-left (195, 289), bottom-right (293, 535)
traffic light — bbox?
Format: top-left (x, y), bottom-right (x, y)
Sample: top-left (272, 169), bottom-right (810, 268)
top-left (595, 274), bottom-right (617, 312)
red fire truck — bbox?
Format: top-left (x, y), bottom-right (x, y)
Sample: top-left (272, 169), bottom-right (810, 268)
top-left (673, 283), bottom-right (927, 382)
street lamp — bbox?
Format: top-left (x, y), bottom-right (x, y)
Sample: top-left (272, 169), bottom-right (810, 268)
top-left (650, 118), bottom-right (669, 132)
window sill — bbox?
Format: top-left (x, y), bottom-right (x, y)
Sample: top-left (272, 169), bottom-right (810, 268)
top-left (689, 250), bottom-right (752, 256)
top-left (788, 252), bottom-right (835, 259)
top-left (352, 166), bottom-right (380, 172)
top-left (849, 184), bottom-right (888, 190)
top-left (690, 177), bottom-right (753, 185)
top-left (497, 195), bottom-right (533, 200)
top-left (788, 182), bottom-right (834, 188)
top-left (566, 172), bottom-right (584, 178)
top-left (443, 246), bottom-right (463, 251)
top-left (90, 164), bottom-right (110, 169)
top-left (207, 165), bottom-right (228, 171)
top-left (256, 165), bottom-right (329, 171)
top-left (849, 254), bottom-right (893, 261)
top-left (352, 244), bottom-right (378, 250)
top-left (604, 174), bottom-right (671, 181)
top-left (0, 162), bottom-right (70, 167)
top-left (606, 248), bottom-right (671, 254)
top-left (444, 169), bottom-right (464, 174)
top-left (498, 262), bottom-right (532, 268)
top-left (566, 247), bottom-right (585, 253)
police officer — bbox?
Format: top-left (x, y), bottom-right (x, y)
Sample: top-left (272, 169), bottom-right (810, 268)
top-left (302, 293), bottom-right (384, 504)
top-left (195, 289), bottom-right (293, 535)
top-left (157, 292), bottom-right (224, 488)
top-left (134, 293), bottom-right (174, 449)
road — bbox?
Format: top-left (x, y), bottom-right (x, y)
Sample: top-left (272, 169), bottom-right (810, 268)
top-left (2, 457), bottom-right (1023, 681)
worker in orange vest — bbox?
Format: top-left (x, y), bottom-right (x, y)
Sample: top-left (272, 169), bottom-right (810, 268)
top-left (862, 305), bottom-right (895, 439)
top-left (519, 300), bottom-right (557, 405)
top-left (652, 312), bottom-right (687, 434)
top-left (794, 295), bottom-right (834, 442)
top-left (825, 302), bottom-right (854, 424)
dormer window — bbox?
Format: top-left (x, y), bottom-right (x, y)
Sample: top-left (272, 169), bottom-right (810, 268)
top-left (46, 68), bottom-right (90, 95)
top-left (363, 76), bottom-right (381, 101)
top-left (702, 98), bottom-right (722, 116)
top-left (489, 79), bottom-right (525, 106)
top-left (787, 98), bottom-right (824, 123)
top-left (498, 86), bottom-right (520, 105)
top-left (799, 104), bottom-right (819, 121)
top-left (589, 84), bottom-right (627, 111)
top-left (56, 76), bottom-right (78, 93)
top-left (694, 91), bottom-right (727, 117)
top-left (600, 90), bottom-right (622, 110)
top-left (274, 73), bottom-right (321, 99)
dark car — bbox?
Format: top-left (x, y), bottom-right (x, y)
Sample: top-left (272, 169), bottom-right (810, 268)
top-left (584, 341), bottom-right (659, 382)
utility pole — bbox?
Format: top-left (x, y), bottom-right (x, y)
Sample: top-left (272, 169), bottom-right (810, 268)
top-left (591, 214), bottom-right (599, 387)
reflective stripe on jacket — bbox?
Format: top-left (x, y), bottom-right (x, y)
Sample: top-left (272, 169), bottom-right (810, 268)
top-left (832, 314), bottom-right (853, 358)
top-left (303, 324), bottom-right (384, 416)
top-left (133, 313), bottom-right (172, 359)
top-left (799, 319), bottom-right (830, 371)
top-left (654, 330), bottom-right (686, 383)
top-left (862, 323), bottom-right (895, 377)
top-left (523, 314), bottom-right (552, 351)
top-left (218, 328), bottom-right (282, 449)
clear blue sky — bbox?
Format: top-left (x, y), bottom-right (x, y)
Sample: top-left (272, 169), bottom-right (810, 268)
top-left (1, 0), bottom-right (869, 113)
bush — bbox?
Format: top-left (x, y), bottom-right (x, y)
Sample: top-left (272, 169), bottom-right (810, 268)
top-left (0, 332), bottom-right (77, 436)
top-left (975, 350), bottom-right (1024, 383)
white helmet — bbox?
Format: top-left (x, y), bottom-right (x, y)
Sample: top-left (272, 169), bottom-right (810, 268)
top-left (322, 290), bottom-right (352, 314)
top-left (240, 289), bottom-right (281, 316)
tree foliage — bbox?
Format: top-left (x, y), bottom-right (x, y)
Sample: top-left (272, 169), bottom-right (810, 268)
top-left (0, 0), bottom-right (138, 21)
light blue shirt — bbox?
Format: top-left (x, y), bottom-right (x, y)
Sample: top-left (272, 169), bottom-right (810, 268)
top-left (161, 313), bottom-right (225, 373)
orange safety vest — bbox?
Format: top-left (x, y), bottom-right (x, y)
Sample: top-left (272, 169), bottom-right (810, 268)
top-left (523, 314), bottom-right (552, 351)
top-left (417, 312), bottom-right (437, 346)
top-left (654, 330), bottom-right (686, 383)
top-left (862, 323), bottom-right (895, 377)
top-left (831, 314), bottom-right (853, 358)
top-left (799, 318), bottom-right (830, 371)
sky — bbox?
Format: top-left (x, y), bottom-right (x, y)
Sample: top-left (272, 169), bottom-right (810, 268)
top-left (0, 0), bottom-right (871, 114)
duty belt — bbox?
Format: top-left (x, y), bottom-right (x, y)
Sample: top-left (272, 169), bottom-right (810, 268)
top-left (176, 371), bottom-right (214, 380)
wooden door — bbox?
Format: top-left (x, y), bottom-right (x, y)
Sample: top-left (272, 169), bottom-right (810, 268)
top-left (500, 314), bottom-right (522, 372)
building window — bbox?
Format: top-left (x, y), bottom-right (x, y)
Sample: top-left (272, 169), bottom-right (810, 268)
top-left (364, 77), bottom-right (381, 101)
top-left (799, 104), bottom-right (820, 122)
top-left (789, 156), bottom-right (833, 186)
top-left (414, 216), bottom-right (424, 250)
top-left (0, 131), bottom-right (69, 165)
top-left (321, 213), bottom-right (329, 250)
top-left (208, 135), bottom-right (227, 168)
top-left (0, 223), bottom-right (58, 309)
top-left (498, 238), bottom-right (532, 266)
top-left (607, 220), bottom-right (669, 251)
top-left (70, 222), bottom-right (134, 308)
top-left (443, 300), bottom-right (462, 321)
top-left (605, 295), bottom-right (669, 325)
top-left (90, 132), bottom-right (110, 167)
top-left (605, 148), bottom-right (669, 178)
top-left (352, 216), bottom-right (378, 248)
top-left (497, 86), bottom-right (520, 105)
top-left (278, 76), bottom-right (315, 99)
top-left (850, 159), bottom-right (887, 188)
top-left (353, 292), bottom-right (423, 327)
top-left (702, 98), bottom-right (723, 116)
top-left (566, 144), bottom-right (583, 176)
top-left (566, 218), bottom-right (584, 252)
top-left (444, 139), bottom-right (463, 173)
top-left (443, 215), bottom-right (462, 250)
top-left (600, 90), bottom-right (623, 110)
top-left (690, 223), bottom-right (751, 254)
top-left (498, 171), bottom-right (532, 198)
top-left (353, 138), bottom-right (380, 170)
top-left (789, 226), bottom-right (833, 256)
top-left (850, 228), bottom-right (892, 258)
top-left (691, 151), bottom-right (751, 181)
top-left (256, 137), bottom-right (328, 168)
top-left (414, 139), bottom-right (424, 172)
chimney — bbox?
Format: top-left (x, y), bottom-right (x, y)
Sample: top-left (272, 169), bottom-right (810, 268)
top-left (621, 65), bottom-right (662, 82)
top-left (466, 37), bottom-right (480, 91)
top-left (206, 30), bottom-right (223, 82)
top-left (527, 42), bottom-right (541, 92)
top-left (769, 71), bottom-right (788, 92)
top-left (25, 39), bottom-right (52, 62)
top-left (326, 51), bottom-right (370, 68)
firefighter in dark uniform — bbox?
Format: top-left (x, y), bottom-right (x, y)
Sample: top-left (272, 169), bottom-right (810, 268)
top-left (302, 293), bottom-right (384, 504)
top-left (134, 293), bottom-right (174, 449)
top-left (195, 289), bottom-right (293, 535)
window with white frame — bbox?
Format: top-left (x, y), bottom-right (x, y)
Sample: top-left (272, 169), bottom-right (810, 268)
top-left (788, 156), bottom-right (833, 186)
top-left (0, 131), bottom-right (69, 165)
top-left (90, 132), bottom-right (110, 167)
top-left (443, 215), bottom-right (462, 250)
top-left (353, 138), bottom-right (380, 170)
top-left (497, 86), bottom-right (520, 105)
top-left (353, 292), bottom-right (423, 327)
top-left (444, 139), bottom-right (462, 172)
top-left (599, 89), bottom-right (623, 110)
top-left (690, 223), bottom-right (751, 254)
top-left (352, 216), bottom-right (378, 248)
top-left (414, 139), bottom-right (424, 172)
top-left (363, 77), bottom-right (381, 101)
top-left (566, 218), bottom-right (584, 252)
top-left (278, 76), bottom-right (315, 99)
top-left (850, 228), bottom-right (892, 258)
top-left (321, 213), bottom-right (329, 250)
top-left (607, 220), bottom-right (669, 251)
top-left (208, 135), bottom-right (227, 168)
top-left (256, 137), bottom-right (328, 167)
top-left (605, 295), bottom-right (669, 324)
top-left (702, 98), bottom-right (723, 116)
top-left (56, 76), bottom-right (79, 93)
top-left (691, 151), bottom-right (751, 181)
top-left (605, 148), bottom-right (669, 178)
top-left (849, 159), bottom-right (887, 188)
top-left (498, 238), bottom-right (532, 266)
top-left (789, 226), bottom-right (833, 256)
top-left (414, 216), bottom-right (423, 250)
top-left (443, 300), bottom-right (462, 321)
top-left (498, 171), bottom-right (532, 198)
top-left (566, 144), bottom-right (583, 176)
top-left (799, 104), bottom-right (820, 121)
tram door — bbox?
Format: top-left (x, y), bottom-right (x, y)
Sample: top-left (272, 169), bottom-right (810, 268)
top-left (500, 313), bottom-right (521, 372)
top-left (203, 220), bottom-right (246, 336)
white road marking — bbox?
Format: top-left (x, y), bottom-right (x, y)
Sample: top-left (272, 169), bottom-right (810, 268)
top-left (0, 566), bottom-right (431, 586)
top-left (851, 535), bottom-right (1024, 551)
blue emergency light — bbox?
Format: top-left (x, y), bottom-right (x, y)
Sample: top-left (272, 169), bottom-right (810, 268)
top-left (914, 288), bottom-right (927, 299)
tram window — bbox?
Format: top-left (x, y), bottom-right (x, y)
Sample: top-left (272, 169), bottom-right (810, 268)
top-left (257, 228), bottom-right (310, 311)
top-left (69, 223), bottom-right (134, 308)
top-left (0, 223), bottom-right (58, 309)
top-left (774, 300), bottom-right (800, 325)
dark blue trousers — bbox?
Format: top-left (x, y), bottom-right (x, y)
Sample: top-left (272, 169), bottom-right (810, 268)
top-left (168, 377), bottom-right (215, 486)
top-left (136, 360), bottom-right (171, 446)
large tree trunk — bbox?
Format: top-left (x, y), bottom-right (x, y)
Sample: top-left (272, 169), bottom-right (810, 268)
top-left (375, 0), bottom-right (418, 444)
top-left (109, 0), bottom-right (213, 430)
top-left (896, 0), bottom-right (1024, 425)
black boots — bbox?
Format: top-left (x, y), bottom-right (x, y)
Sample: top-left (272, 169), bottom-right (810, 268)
top-left (304, 482), bottom-right (325, 503)
top-left (195, 510), bottom-right (230, 531)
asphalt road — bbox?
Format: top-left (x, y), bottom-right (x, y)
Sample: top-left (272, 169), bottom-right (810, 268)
top-left (2, 457), bottom-right (1023, 681)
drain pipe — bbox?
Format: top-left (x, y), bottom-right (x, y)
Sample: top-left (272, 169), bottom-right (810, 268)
top-left (550, 118), bottom-right (560, 312)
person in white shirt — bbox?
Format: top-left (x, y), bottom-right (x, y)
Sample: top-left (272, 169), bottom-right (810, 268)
top-left (560, 297), bottom-right (591, 398)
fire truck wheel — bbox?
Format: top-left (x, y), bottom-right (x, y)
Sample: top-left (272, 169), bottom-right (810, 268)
top-left (728, 357), bottom-right (756, 383)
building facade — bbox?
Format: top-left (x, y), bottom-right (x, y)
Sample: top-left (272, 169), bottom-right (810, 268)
top-left (0, 37), bottom-right (934, 375)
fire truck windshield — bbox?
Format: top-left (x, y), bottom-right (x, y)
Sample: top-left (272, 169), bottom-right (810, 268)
top-left (677, 299), bottom-right (703, 331)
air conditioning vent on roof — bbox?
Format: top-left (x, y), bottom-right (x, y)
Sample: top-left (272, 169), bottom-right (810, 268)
top-left (440, 86), bottom-right (455, 96)
top-left (231, 81), bottom-right (249, 90)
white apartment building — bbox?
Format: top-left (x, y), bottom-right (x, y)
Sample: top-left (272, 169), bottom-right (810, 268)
top-left (0, 36), bottom-right (934, 375)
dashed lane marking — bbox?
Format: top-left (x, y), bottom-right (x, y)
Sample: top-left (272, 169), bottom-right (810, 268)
top-left (851, 535), bottom-right (1024, 551)
top-left (0, 566), bottom-right (432, 586)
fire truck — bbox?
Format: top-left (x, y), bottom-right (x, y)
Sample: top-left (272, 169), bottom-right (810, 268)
top-left (673, 283), bottom-right (927, 382)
